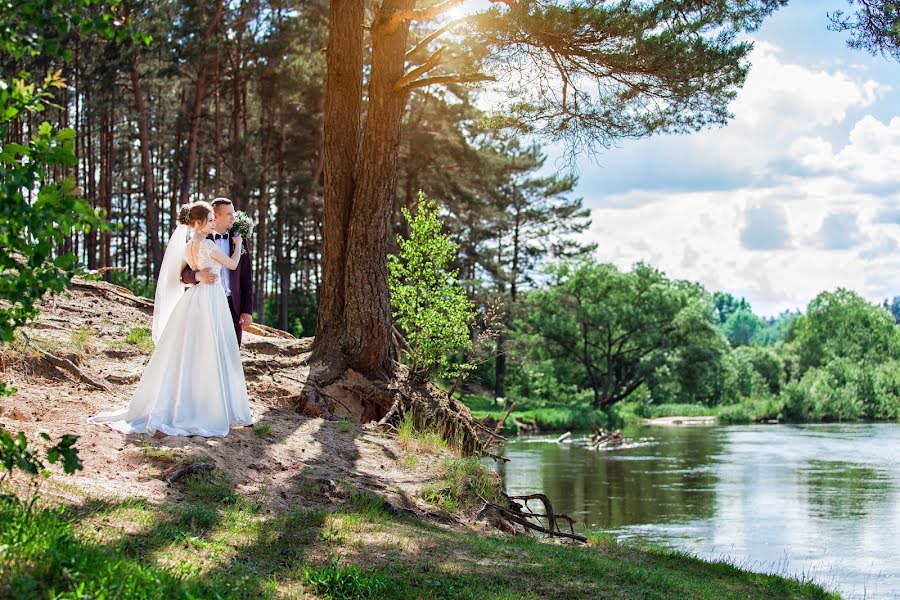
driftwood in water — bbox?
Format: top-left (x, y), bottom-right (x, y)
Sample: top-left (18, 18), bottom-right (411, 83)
top-left (591, 425), bottom-right (627, 449)
top-left (554, 431), bottom-right (571, 444)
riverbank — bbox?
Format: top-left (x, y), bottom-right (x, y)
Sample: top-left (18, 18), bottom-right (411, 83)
top-left (0, 282), bottom-right (836, 598)
top-left (2, 468), bottom-right (837, 599)
top-left (458, 391), bottom-right (878, 434)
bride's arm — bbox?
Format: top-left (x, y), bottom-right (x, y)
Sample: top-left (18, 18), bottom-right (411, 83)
top-left (210, 237), bottom-right (242, 270)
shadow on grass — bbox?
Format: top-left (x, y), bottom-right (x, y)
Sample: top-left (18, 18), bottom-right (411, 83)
top-left (0, 477), bottom-right (838, 600)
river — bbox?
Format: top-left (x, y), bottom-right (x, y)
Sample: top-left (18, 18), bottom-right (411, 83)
top-left (494, 424), bottom-right (900, 599)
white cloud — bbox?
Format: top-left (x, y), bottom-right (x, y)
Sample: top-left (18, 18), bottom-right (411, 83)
top-left (584, 179), bottom-right (900, 316)
top-left (741, 204), bottom-right (793, 250)
top-left (790, 116), bottom-right (900, 186)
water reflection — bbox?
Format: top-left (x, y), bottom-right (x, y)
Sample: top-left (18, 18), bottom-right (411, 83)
top-left (801, 460), bottom-right (893, 520)
top-left (497, 427), bottom-right (723, 529)
top-left (494, 424), bottom-right (900, 600)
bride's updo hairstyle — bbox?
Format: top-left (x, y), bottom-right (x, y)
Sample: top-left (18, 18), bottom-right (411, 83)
top-left (178, 201), bottom-right (214, 227)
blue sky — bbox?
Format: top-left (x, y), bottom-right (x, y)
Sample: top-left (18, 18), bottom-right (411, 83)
top-left (567, 0), bottom-right (900, 317)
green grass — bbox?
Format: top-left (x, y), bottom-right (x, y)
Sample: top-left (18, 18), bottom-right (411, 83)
top-left (253, 422), bottom-right (272, 437)
top-left (422, 457), bottom-right (503, 515)
top-left (396, 414), bottom-right (448, 453)
top-left (138, 439), bottom-right (177, 465)
top-left (337, 417), bottom-right (355, 433)
top-left (71, 327), bottom-right (92, 353)
top-left (124, 326), bottom-right (154, 351)
top-left (0, 483), bottom-right (837, 600)
top-left (458, 393), bottom-right (614, 434)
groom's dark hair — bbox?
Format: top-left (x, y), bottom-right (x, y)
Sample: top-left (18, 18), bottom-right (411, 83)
top-left (212, 197), bottom-right (234, 212)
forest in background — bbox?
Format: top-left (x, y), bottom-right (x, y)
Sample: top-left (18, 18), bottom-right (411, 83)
top-left (5, 0), bottom-right (900, 426)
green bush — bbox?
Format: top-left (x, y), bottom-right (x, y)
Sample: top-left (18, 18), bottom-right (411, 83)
top-left (389, 194), bottom-right (475, 383)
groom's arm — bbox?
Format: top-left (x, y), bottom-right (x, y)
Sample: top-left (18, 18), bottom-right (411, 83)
top-left (181, 265), bottom-right (198, 285)
top-left (181, 266), bottom-right (217, 285)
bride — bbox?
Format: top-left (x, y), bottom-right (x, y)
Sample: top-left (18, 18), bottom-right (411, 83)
top-left (89, 201), bottom-right (254, 437)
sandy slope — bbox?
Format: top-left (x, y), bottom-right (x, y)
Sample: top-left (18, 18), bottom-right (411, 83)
top-left (0, 279), bottom-right (443, 512)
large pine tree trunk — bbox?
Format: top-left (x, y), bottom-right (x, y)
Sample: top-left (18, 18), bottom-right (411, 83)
top-left (341, 1), bottom-right (415, 377)
top-left (256, 116), bottom-right (270, 325)
top-left (311, 0), bottom-right (365, 370)
top-left (130, 62), bottom-right (161, 276)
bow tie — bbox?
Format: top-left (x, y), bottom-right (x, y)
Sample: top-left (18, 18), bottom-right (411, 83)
top-left (213, 233), bottom-right (230, 240)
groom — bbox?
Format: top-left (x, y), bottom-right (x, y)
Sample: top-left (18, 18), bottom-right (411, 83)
top-left (181, 197), bottom-right (254, 345)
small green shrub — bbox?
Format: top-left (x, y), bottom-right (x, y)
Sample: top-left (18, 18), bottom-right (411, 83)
top-left (388, 193), bottom-right (475, 383)
top-left (253, 422), bottom-right (272, 437)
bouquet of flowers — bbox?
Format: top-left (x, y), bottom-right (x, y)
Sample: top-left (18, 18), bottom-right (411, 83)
top-left (231, 211), bottom-right (255, 238)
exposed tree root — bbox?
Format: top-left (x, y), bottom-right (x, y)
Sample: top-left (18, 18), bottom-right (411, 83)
top-left (299, 363), bottom-right (503, 455)
top-left (164, 462), bottom-right (214, 486)
top-left (478, 492), bottom-right (587, 543)
top-left (69, 277), bottom-right (154, 311)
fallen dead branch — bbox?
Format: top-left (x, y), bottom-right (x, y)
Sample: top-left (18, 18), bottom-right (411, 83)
top-left (591, 425), bottom-right (627, 449)
top-left (492, 401), bottom-right (516, 437)
top-left (38, 350), bottom-right (110, 391)
top-left (164, 461), bottom-right (214, 486)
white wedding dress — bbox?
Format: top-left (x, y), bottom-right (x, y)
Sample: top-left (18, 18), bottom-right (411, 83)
top-left (89, 239), bottom-right (253, 437)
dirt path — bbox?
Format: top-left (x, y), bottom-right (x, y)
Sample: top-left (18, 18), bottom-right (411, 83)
top-left (0, 280), bottom-right (442, 513)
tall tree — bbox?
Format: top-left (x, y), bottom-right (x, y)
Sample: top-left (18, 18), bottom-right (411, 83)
top-left (312, 0), bottom-right (788, 388)
top-left (518, 261), bottom-right (720, 408)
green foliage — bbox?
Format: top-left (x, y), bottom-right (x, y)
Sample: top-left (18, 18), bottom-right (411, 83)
top-left (302, 557), bottom-right (386, 600)
top-left (712, 292), bottom-right (751, 325)
top-left (723, 308), bottom-right (763, 347)
top-left (828, 0), bottom-right (900, 61)
top-left (471, 1), bottom-right (788, 153)
top-left (0, 0), bottom-right (135, 395)
top-left (389, 193), bottom-right (475, 382)
top-left (792, 288), bottom-right (900, 372)
top-left (518, 260), bottom-right (721, 408)
top-left (0, 429), bottom-right (82, 479)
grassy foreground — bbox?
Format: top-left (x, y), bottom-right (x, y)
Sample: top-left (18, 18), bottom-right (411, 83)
top-left (1, 470), bottom-right (836, 600)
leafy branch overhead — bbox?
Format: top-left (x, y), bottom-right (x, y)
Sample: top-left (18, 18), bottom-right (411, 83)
top-left (458, 0), bottom-right (788, 151)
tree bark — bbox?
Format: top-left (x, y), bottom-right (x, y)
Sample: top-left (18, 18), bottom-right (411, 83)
top-left (130, 60), bottom-right (161, 276)
top-left (311, 0), bottom-right (424, 383)
top-left (311, 0), bottom-right (365, 368)
top-left (256, 114), bottom-right (270, 325)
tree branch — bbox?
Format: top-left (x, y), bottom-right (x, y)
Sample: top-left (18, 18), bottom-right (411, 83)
top-left (382, 0), bottom-right (465, 35)
top-left (405, 73), bottom-right (495, 91)
top-left (395, 47), bottom-right (445, 91)
top-left (406, 16), bottom-right (470, 60)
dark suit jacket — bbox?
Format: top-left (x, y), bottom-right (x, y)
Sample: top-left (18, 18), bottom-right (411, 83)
top-left (181, 233), bottom-right (253, 317)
